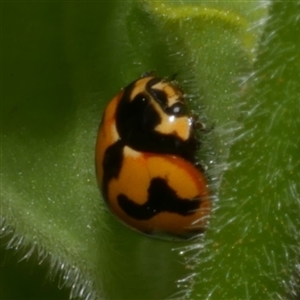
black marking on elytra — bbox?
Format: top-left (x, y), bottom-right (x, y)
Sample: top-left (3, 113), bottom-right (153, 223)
top-left (118, 177), bottom-right (201, 220)
top-left (116, 79), bottom-right (198, 162)
top-left (102, 139), bottom-right (124, 200)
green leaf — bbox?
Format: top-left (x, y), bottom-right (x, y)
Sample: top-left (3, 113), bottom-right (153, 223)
top-left (3, 1), bottom-right (297, 300)
top-left (189, 1), bottom-right (300, 299)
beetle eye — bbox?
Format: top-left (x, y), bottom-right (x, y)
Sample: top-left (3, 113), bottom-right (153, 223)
top-left (167, 103), bottom-right (187, 117)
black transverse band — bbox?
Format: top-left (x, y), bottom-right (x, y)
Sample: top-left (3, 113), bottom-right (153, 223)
top-left (118, 177), bottom-right (201, 220)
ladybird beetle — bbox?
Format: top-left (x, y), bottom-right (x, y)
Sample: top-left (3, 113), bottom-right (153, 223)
top-left (95, 75), bottom-right (210, 239)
